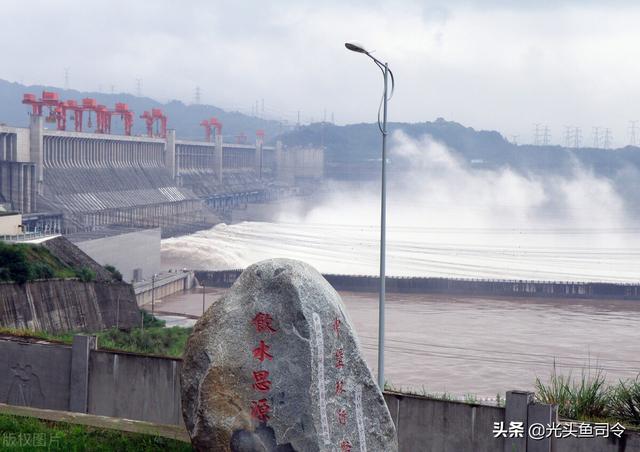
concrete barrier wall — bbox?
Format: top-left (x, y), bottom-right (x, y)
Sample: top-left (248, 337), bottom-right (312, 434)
top-left (0, 338), bottom-right (72, 411)
top-left (195, 270), bottom-right (640, 300)
top-left (1, 336), bottom-right (639, 451)
top-left (88, 350), bottom-right (182, 425)
top-left (384, 392), bottom-right (505, 452)
top-left (133, 271), bottom-right (193, 306)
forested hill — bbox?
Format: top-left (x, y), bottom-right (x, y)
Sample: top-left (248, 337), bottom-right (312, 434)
top-left (278, 118), bottom-right (640, 180)
top-left (0, 78), bottom-right (284, 140)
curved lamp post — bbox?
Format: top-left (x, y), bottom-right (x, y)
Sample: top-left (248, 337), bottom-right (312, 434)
top-left (345, 41), bottom-right (395, 389)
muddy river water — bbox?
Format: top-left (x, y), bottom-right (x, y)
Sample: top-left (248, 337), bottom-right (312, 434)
top-left (150, 288), bottom-right (640, 398)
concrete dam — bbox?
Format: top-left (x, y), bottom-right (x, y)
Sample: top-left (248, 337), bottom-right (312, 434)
top-left (0, 111), bottom-right (322, 236)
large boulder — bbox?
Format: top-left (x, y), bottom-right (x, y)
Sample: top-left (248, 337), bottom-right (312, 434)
top-left (181, 258), bottom-right (397, 451)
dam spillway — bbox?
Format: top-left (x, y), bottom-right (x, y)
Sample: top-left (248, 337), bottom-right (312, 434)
top-left (0, 117), bottom-right (323, 236)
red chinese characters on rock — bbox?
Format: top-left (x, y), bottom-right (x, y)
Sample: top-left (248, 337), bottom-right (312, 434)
top-left (337, 408), bottom-right (348, 425)
top-left (251, 399), bottom-right (271, 422)
top-left (252, 370), bottom-right (272, 392)
top-left (250, 312), bottom-right (277, 423)
top-left (253, 340), bottom-right (273, 362)
top-left (335, 348), bottom-right (345, 369)
top-left (333, 318), bottom-right (341, 337)
top-left (340, 439), bottom-right (352, 452)
top-left (335, 380), bottom-right (345, 395)
top-left (252, 312), bottom-right (277, 333)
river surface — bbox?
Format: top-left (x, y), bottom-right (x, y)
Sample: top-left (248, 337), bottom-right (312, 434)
top-left (150, 288), bottom-right (640, 399)
top-left (159, 221), bottom-right (640, 398)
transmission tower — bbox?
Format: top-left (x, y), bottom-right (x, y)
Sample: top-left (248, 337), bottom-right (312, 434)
top-left (603, 128), bottom-right (612, 149)
top-left (573, 127), bottom-right (582, 149)
top-left (629, 120), bottom-right (638, 146)
top-left (533, 123), bottom-right (541, 145)
top-left (542, 126), bottom-right (551, 145)
top-left (64, 68), bottom-right (69, 90)
top-left (510, 135), bottom-right (519, 145)
top-left (135, 78), bottom-right (142, 96)
top-left (564, 126), bottom-right (574, 148)
top-left (194, 86), bottom-right (201, 104)
top-left (592, 127), bottom-right (601, 148)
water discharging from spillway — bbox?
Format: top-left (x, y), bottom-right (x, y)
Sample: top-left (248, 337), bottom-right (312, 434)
top-left (159, 132), bottom-right (640, 396)
top-left (163, 132), bottom-right (639, 281)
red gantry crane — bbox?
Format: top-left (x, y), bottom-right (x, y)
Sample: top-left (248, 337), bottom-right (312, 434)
top-left (22, 91), bottom-right (60, 124)
top-left (62, 100), bottom-right (84, 132)
top-left (101, 103), bottom-right (134, 135)
top-left (141, 108), bottom-right (167, 138)
top-left (22, 90), bottom-right (154, 137)
top-left (200, 117), bottom-right (222, 142)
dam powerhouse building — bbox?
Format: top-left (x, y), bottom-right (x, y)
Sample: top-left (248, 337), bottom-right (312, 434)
top-left (0, 92), bottom-right (323, 237)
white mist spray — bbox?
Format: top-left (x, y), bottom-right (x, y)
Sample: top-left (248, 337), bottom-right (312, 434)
top-left (162, 132), bottom-right (639, 282)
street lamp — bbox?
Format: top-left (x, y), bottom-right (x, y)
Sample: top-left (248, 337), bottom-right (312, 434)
top-left (345, 41), bottom-right (395, 390)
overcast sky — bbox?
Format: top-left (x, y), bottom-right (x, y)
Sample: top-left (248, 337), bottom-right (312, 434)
top-left (3, 0), bottom-right (640, 147)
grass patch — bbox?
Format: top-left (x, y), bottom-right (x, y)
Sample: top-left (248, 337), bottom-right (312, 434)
top-left (0, 413), bottom-right (190, 451)
top-left (0, 314), bottom-right (191, 358)
top-left (97, 326), bottom-right (191, 357)
top-left (535, 366), bottom-right (610, 421)
top-left (535, 366), bottom-right (640, 427)
top-left (610, 377), bottom-right (640, 426)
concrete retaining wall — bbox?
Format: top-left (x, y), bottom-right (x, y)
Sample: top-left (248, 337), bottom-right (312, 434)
top-left (195, 270), bottom-right (640, 300)
top-left (0, 279), bottom-right (139, 332)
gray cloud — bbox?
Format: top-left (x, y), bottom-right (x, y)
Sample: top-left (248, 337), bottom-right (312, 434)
top-left (2, 0), bottom-right (640, 147)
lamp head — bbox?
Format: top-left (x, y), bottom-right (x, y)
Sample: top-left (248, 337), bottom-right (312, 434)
top-left (345, 42), bottom-right (368, 54)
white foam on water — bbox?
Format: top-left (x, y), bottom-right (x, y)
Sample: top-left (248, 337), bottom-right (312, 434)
top-left (161, 133), bottom-right (640, 283)
top-left (161, 221), bottom-right (640, 282)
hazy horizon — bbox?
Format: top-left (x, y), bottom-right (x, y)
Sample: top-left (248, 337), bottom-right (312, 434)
top-left (4, 1), bottom-right (640, 147)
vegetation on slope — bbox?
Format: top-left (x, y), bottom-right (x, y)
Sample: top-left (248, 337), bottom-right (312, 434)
top-left (0, 241), bottom-right (97, 284)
